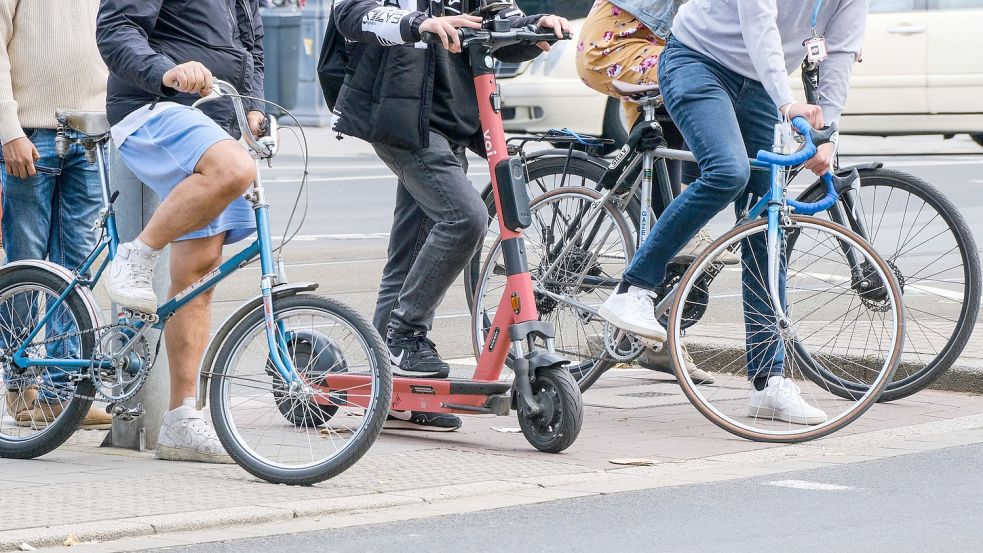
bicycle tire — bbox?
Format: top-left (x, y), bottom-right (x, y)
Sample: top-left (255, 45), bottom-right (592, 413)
top-left (669, 216), bottom-right (904, 443)
top-left (210, 294), bottom-right (391, 486)
top-left (470, 186), bottom-right (635, 393)
top-left (466, 155), bottom-right (610, 310)
top-left (0, 266), bottom-right (96, 459)
top-left (793, 168), bottom-right (980, 401)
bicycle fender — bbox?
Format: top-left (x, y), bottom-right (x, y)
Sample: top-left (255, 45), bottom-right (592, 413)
top-left (196, 282), bottom-right (319, 410)
top-left (0, 260), bottom-right (106, 332)
top-left (477, 148), bottom-right (610, 200)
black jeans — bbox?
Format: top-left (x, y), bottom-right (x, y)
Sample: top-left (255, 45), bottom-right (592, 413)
top-left (371, 132), bottom-right (487, 338)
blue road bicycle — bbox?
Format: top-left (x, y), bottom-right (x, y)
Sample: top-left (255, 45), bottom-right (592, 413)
top-left (472, 115), bottom-right (906, 442)
top-left (0, 80), bottom-right (391, 485)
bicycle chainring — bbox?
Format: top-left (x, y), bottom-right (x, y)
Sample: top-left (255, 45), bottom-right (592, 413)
top-left (603, 320), bottom-right (645, 363)
top-left (91, 324), bottom-right (153, 403)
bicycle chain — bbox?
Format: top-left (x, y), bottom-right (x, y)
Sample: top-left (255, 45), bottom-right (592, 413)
top-left (9, 318), bottom-right (159, 403)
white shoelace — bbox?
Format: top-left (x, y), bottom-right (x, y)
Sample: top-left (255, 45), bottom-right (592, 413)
top-left (125, 246), bottom-right (158, 288)
top-left (628, 286), bottom-right (656, 319)
top-left (766, 376), bottom-right (801, 400)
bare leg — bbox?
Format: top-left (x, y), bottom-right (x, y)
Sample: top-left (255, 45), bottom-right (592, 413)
top-left (163, 234), bottom-right (226, 410)
top-left (139, 140), bottom-right (255, 250)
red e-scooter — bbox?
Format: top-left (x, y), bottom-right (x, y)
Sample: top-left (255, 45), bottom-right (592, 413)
top-left (322, 11), bottom-right (583, 453)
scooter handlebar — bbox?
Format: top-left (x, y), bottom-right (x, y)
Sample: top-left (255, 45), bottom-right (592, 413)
top-left (420, 25), bottom-right (571, 50)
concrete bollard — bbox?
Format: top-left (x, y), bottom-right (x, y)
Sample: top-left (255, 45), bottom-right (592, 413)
top-left (100, 145), bottom-right (171, 452)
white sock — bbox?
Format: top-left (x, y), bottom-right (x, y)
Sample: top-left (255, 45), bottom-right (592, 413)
top-left (132, 238), bottom-right (162, 256)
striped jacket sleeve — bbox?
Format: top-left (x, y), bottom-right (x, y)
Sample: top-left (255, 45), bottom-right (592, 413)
top-left (333, 0), bottom-right (426, 46)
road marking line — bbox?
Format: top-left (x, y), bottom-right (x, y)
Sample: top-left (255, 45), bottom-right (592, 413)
top-left (765, 480), bottom-right (854, 491)
top-left (271, 232), bottom-right (391, 241)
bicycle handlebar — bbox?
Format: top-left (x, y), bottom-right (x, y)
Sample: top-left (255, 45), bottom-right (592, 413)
top-left (420, 25), bottom-right (571, 51)
top-left (755, 117), bottom-right (842, 215)
top-left (192, 79), bottom-right (277, 159)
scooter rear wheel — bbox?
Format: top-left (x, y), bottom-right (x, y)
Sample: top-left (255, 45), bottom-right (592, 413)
top-left (517, 366), bottom-right (583, 453)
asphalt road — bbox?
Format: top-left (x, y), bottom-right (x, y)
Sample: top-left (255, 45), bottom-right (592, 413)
top-left (147, 442), bottom-right (983, 553)
top-left (260, 132), bottom-right (983, 240)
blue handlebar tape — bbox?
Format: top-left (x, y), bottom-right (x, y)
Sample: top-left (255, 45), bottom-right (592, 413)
top-left (787, 172), bottom-right (839, 215)
top-left (755, 117), bottom-right (817, 167)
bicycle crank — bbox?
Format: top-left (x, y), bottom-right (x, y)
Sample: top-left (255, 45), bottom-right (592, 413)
top-left (107, 402), bottom-right (145, 421)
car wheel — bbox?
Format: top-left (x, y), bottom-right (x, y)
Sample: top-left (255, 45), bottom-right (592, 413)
top-left (971, 134), bottom-right (983, 148)
top-left (601, 97), bottom-right (629, 153)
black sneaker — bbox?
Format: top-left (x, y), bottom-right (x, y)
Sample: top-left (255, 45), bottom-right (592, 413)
top-left (385, 411), bottom-right (462, 432)
top-left (388, 331), bottom-right (450, 378)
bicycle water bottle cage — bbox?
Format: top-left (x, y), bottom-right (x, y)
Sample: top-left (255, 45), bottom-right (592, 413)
top-left (496, 156), bottom-right (532, 231)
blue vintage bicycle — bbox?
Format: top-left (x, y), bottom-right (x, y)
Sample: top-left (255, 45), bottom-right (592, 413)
top-left (0, 81), bottom-right (391, 485)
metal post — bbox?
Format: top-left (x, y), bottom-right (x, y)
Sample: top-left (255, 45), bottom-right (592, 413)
top-left (101, 145), bottom-right (171, 452)
top-left (288, 0), bottom-right (332, 126)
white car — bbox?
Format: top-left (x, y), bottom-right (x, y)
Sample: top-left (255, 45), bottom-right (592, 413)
top-left (498, 1), bottom-right (983, 147)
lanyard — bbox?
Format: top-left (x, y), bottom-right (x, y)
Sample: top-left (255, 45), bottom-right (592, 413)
top-left (811, 0), bottom-right (823, 31)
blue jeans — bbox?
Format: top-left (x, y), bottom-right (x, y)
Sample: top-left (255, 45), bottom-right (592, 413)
top-left (1, 129), bottom-right (101, 400)
top-left (623, 38), bottom-right (786, 378)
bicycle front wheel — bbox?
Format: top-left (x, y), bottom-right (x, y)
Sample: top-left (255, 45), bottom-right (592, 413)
top-left (668, 216), bottom-right (904, 442)
top-left (795, 168), bottom-right (980, 401)
top-left (209, 294), bottom-right (391, 486)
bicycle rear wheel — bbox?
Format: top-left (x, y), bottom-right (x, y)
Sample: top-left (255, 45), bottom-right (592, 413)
top-left (667, 216), bottom-right (903, 442)
top-left (0, 266), bottom-right (96, 458)
top-left (794, 168), bottom-right (980, 401)
top-left (471, 187), bottom-right (635, 391)
top-left (209, 294), bottom-right (391, 486)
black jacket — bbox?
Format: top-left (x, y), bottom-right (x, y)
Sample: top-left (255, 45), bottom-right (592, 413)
top-left (97, 0), bottom-right (265, 135)
top-left (331, 0), bottom-right (542, 150)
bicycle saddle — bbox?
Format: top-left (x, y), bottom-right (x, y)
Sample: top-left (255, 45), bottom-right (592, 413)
top-left (55, 110), bottom-right (110, 137)
top-left (612, 80), bottom-right (661, 99)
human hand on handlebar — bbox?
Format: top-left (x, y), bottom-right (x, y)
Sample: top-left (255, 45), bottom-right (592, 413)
top-left (781, 102), bottom-right (824, 132)
top-left (535, 15), bottom-right (572, 51)
top-left (419, 15), bottom-right (483, 53)
top-left (804, 142), bottom-right (835, 176)
top-left (247, 111), bottom-right (267, 140)
top-left (162, 61), bottom-right (214, 97)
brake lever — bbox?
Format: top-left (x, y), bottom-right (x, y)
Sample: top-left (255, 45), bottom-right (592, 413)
top-left (191, 85), bottom-right (223, 109)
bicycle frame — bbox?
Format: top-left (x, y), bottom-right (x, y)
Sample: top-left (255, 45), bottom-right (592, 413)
top-left (9, 89), bottom-right (302, 386)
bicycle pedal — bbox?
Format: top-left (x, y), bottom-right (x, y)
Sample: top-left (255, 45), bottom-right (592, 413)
top-left (107, 402), bottom-right (145, 422)
top-left (120, 309), bottom-right (160, 324)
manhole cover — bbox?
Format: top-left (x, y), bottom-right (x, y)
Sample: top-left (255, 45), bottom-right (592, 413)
top-left (619, 391), bottom-right (675, 399)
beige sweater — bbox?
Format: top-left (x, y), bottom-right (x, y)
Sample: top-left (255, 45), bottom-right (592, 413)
top-left (0, 0), bottom-right (108, 145)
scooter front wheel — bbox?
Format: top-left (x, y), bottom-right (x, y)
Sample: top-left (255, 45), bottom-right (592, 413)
top-left (517, 366), bottom-right (583, 453)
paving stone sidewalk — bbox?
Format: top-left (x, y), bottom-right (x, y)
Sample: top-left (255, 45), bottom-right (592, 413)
top-left (4, 369), bottom-right (983, 551)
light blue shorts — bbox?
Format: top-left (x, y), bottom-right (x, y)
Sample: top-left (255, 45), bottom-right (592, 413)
top-left (116, 106), bottom-right (256, 245)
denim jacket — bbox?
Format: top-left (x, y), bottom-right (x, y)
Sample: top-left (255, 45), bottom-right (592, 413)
top-left (607, 0), bottom-right (686, 40)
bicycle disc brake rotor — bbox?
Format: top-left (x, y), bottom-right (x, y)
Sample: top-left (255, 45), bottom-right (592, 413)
top-left (603, 320), bottom-right (645, 363)
top-left (92, 324), bottom-right (151, 403)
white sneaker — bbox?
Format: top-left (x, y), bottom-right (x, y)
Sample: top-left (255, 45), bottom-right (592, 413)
top-left (672, 227), bottom-right (740, 265)
top-left (106, 241), bottom-right (160, 313)
top-left (156, 399), bottom-right (234, 464)
top-left (747, 375), bottom-right (828, 425)
top-left (599, 285), bottom-right (667, 344)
